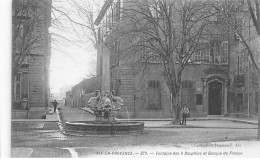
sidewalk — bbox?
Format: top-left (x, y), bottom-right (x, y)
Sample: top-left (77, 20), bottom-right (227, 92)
top-left (12, 108), bottom-right (58, 122)
top-left (11, 106), bottom-right (259, 158)
top-left (11, 106), bottom-right (258, 129)
top-left (80, 107), bottom-right (258, 126)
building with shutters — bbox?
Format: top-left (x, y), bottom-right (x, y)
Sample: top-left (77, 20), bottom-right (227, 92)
top-left (69, 0), bottom-right (260, 119)
top-left (12, 0), bottom-right (52, 119)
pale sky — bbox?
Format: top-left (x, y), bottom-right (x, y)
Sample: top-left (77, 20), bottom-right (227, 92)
top-left (49, 0), bottom-right (102, 93)
top-left (49, 44), bottom-right (96, 93)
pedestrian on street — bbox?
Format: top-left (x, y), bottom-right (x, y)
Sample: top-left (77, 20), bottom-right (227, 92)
top-left (181, 106), bottom-right (189, 125)
top-left (51, 100), bottom-right (58, 113)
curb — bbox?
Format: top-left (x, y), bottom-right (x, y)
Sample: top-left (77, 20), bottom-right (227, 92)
top-left (12, 119), bottom-right (58, 122)
top-left (12, 113), bottom-right (58, 122)
top-left (79, 107), bottom-right (259, 126)
top-left (146, 125), bottom-right (258, 129)
top-left (226, 118), bottom-right (258, 125)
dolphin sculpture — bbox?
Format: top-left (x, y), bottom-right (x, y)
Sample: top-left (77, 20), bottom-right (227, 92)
top-left (87, 90), bottom-right (101, 109)
top-left (110, 90), bottom-right (123, 110)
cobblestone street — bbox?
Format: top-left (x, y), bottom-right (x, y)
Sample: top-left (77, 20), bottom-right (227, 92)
top-left (11, 106), bottom-right (259, 158)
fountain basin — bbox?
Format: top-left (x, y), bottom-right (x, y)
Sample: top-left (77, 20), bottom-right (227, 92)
top-left (64, 121), bottom-right (144, 135)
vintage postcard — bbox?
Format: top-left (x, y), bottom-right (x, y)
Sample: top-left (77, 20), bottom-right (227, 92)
top-left (6, 0), bottom-right (260, 158)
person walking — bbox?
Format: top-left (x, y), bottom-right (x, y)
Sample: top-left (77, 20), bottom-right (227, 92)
top-left (51, 100), bottom-right (58, 113)
top-left (181, 106), bottom-right (189, 125)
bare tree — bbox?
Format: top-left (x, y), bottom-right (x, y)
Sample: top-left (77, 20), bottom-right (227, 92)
top-left (12, 0), bottom-right (47, 72)
top-left (112, 0), bottom-right (217, 124)
top-left (212, 0), bottom-right (260, 74)
top-left (12, 0), bottom-right (50, 105)
top-left (49, 0), bottom-right (102, 49)
top-left (247, 0), bottom-right (260, 36)
top-left (211, 0), bottom-right (260, 139)
top-left (246, 0), bottom-right (260, 141)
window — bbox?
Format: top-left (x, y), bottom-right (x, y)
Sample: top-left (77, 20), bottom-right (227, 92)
top-left (202, 42), bottom-right (210, 63)
top-left (111, 1), bottom-right (120, 26)
top-left (221, 41), bottom-right (228, 64)
top-left (239, 56), bottom-right (243, 74)
top-left (210, 41), bottom-right (221, 64)
top-left (236, 93), bottom-right (243, 112)
top-left (182, 80), bottom-right (193, 88)
top-left (21, 72), bottom-right (29, 99)
top-left (201, 40), bottom-right (229, 64)
top-left (15, 72), bottom-right (29, 101)
top-left (237, 55), bottom-right (243, 75)
top-left (148, 80), bottom-right (160, 88)
top-left (181, 80), bottom-right (194, 106)
top-left (196, 94), bottom-right (203, 105)
top-left (15, 73), bottom-right (21, 101)
top-left (193, 50), bottom-right (201, 64)
top-left (177, 42), bottom-right (189, 63)
top-left (111, 42), bottom-right (119, 66)
top-left (192, 41), bottom-right (210, 64)
top-left (147, 80), bottom-right (161, 110)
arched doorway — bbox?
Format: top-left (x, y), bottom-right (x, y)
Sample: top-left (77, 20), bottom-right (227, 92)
top-left (208, 80), bottom-right (222, 115)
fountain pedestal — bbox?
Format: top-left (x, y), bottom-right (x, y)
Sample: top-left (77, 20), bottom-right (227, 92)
top-left (93, 107), bottom-right (117, 123)
top-left (64, 90), bottom-right (144, 136)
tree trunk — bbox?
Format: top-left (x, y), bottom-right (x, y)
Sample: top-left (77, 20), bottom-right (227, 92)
top-left (170, 92), bottom-right (181, 125)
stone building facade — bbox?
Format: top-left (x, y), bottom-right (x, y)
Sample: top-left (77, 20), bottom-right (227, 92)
top-left (66, 0), bottom-right (259, 119)
top-left (92, 0), bottom-right (260, 119)
top-left (12, 0), bottom-right (52, 119)
top-left (228, 11), bottom-right (260, 118)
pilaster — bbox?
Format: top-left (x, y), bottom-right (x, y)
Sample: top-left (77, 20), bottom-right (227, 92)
top-left (201, 78), bottom-right (207, 114)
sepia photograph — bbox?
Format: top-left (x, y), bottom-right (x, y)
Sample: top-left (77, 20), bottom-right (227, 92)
top-left (3, 0), bottom-right (260, 158)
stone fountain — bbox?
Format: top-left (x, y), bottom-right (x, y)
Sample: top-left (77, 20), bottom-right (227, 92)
top-left (64, 43), bottom-right (144, 135)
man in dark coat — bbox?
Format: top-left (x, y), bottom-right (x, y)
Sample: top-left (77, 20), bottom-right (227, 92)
top-left (181, 106), bottom-right (189, 125)
top-left (52, 100), bottom-right (58, 113)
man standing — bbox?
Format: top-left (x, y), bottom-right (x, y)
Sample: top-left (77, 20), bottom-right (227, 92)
top-left (51, 100), bottom-right (58, 113)
top-left (181, 106), bottom-right (189, 125)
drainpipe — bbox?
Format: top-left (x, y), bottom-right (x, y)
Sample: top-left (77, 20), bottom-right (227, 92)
top-left (258, 90), bottom-right (260, 140)
top-left (170, 93), bottom-right (173, 116)
top-left (248, 57), bottom-right (250, 119)
top-left (248, 18), bottom-right (250, 119)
